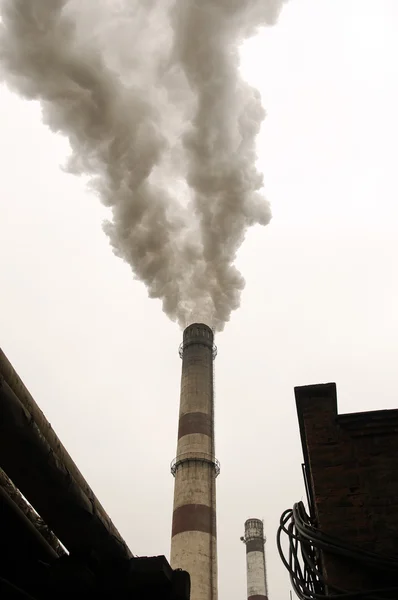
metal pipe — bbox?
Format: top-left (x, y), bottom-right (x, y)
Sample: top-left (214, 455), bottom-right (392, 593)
top-left (0, 577), bottom-right (37, 600)
top-left (0, 348), bottom-right (132, 561)
top-left (0, 482), bottom-right (59, 564)
top-left (0, 467), bottom-right (65, 557)
top-left (0, 375), bottom-right (130, 564)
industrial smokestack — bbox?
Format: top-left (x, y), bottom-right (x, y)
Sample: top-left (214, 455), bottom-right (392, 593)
top-left (170, 323), bottom-right (219, 600)
top-left (241, 519), bottom-right (269, 600)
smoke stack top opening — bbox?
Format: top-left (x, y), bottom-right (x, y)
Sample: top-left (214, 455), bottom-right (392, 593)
top-left (180, 323), bottom-right (217, 359)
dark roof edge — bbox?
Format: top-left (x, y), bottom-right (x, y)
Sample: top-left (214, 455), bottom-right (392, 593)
top-left (294, 383), bottom-right (337, 518)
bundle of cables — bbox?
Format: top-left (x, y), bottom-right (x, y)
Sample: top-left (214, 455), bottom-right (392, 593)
top-left (277, 502), bottom-right (398, 600)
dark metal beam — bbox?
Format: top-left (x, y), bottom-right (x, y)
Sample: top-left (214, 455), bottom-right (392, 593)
top-left (0, 348), bottom-right (132, 561)
top-left (0, 467), bottom-right (65, 557)
top-left (0, 578), bottom-right (37, 600)
top-left (0, 375), bottom-right (130, 564)
top-left (0, 483), bottom-right (58, 564)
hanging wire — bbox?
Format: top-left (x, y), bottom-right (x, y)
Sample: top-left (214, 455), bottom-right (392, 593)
top-left (277, 502), bottom-right (398, 600)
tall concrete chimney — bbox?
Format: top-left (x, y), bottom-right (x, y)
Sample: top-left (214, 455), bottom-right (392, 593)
top-left (170, 323), bottom-right (219, 600)
top-left (241, 519), bottom-right (268, 600)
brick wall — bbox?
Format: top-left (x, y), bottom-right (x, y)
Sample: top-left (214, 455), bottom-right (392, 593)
top-left (296, 383), bottom-right (398, 591)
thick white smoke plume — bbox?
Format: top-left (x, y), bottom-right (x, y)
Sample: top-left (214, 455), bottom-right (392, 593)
top-left (0, 0), bottom-right (286, 331)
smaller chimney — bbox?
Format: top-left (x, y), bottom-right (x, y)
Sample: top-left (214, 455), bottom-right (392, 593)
top-left (241, 519), bottom-right (268, 600)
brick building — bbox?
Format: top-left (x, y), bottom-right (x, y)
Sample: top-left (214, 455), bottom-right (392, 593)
top-left (295, 382), bottom-right (398, 593)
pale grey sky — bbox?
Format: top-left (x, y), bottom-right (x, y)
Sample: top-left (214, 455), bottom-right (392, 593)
top-left (1, 1), bottom-right (398, 598)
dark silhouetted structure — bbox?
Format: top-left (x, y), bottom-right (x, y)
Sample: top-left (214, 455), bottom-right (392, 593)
top-left (0, 348), bottom-right (190, 600)
top-left (278, 382), bottom-right (398, 598)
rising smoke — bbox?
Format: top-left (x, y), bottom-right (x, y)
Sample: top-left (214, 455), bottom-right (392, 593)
top-left (0, 0), bottom-right (286, 331)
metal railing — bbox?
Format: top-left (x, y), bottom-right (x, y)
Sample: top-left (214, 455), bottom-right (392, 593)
top-left (170, 452), bottom-right (220, 477)
top-left (178, 342), bottom-right (218, 359)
